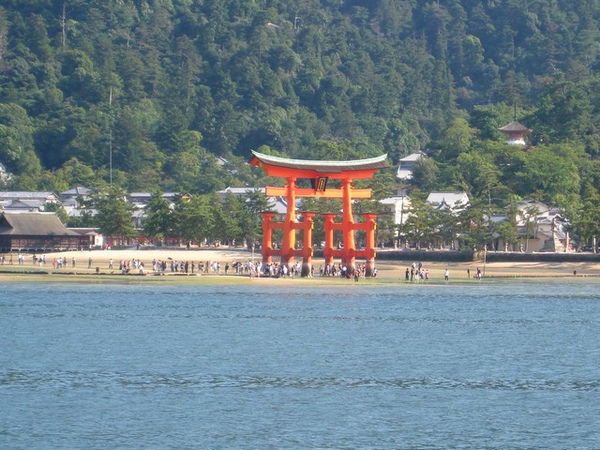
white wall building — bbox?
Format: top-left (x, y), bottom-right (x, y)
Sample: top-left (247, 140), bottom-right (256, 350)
top-left (426, 191), bottom-right (470, 211)
top-left (514, 200), bottom-right (569, 253)
top-left (396, 152), bottom-right (424, 181)
top-left (379, 195), bottom-right (411, 226)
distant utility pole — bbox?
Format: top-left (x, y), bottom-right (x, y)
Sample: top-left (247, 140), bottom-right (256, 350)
top-left (294, 14), bottom-right (300, 53)
top-left (60, 2), bottom-right (67, 48)
top-left (109, 86), bottom-right (113, 186)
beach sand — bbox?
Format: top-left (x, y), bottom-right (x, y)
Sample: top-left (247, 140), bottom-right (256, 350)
top-left (2, 247), bottom-right (600, 283)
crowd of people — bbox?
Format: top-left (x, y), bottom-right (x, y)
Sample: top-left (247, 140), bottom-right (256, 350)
top-left (318, 263), bottom-right (375, 280)
top-left (1, 253), bottom-right (380, 281)
top-left (3, 249), bottom-right (384, 282)
top-left (146, 258), bottom-right (265, 276)
top-left (404, 262), bottom-right (484, 282)
top-left (0, 253), bottom-right (50, 266)
top-left (405, 262), bottom-right (430, 282)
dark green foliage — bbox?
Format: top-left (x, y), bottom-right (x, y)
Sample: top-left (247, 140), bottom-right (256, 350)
top-left (142, 190), bottom-right (173, 242)
top-left (90, 186), bottom-right (136, 241)
top-left (0, 0), bottom-right (600, 223)
top-left (144, 188), bottom-right (274, 247)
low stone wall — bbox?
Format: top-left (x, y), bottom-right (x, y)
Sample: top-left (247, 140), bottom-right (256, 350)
top-left (312, 249), bottom-right (475, 263)
top-left (313, 249), bottom-right (600, 264)
top-left (484, 251), bottom-right (600, 263)
top-left (376, 250), bottom-right (474, 262)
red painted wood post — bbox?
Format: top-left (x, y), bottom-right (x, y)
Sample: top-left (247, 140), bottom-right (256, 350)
top-left (362, 213), bottom-right (378, 277)
top-left (260, 212), bottom-right (276, 266)
top-left (300, 212), bottom-right (315, 277)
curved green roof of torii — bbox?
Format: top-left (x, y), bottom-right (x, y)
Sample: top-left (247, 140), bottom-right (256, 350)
top-left (249, 150), bottom-right (389, 173)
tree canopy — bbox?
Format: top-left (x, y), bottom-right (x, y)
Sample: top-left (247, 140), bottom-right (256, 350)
top-left (2, 1), bottom-right (600, 249)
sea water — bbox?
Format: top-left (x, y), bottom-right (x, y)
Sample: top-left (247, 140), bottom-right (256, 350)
top-left (1, 281), bottom-right (599, 449)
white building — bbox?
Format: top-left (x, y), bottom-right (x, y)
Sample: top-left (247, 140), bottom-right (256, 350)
top-left (0, 191), bottom-right (60, 212)
top-left (0, 163), bottom-right (11, 184)
top-left (396, 153), bottom-right (424, 181)
top-left (426, 191), bottom-right (470, 212)
top-left (379, 196), bottom-right (411, 226)
top-left (489, 200), bottom-right (570, 253)
top-left (60, 187), bottom-right (92, 215)
top-left (514, 200), bottom-right (569, 253)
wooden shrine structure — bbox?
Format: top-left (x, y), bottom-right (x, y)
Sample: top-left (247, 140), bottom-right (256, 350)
top-left (249, 151), bottom-right (389, 277)
top-left (499, 120), bottom-right (532, 146)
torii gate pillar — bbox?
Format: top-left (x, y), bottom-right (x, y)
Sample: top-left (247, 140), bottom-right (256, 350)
top-left (362, 213), bottom-right (378, 276)
top-left (260, 209), bottom-right (315, 276)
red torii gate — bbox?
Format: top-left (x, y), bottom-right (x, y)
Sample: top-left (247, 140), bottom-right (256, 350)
top-left (249, 151), bottom-right (389, 277)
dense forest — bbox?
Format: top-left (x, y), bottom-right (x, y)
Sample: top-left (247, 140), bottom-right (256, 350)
top-left (1, 1), bottom-right (600, 225)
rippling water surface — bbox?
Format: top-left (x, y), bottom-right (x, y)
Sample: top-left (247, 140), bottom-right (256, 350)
top-left (1, 281), bottom-right (599, 449)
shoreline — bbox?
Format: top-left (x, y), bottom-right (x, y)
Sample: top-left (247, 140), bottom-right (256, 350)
top-left (2, 248), bottom-right (600, 284)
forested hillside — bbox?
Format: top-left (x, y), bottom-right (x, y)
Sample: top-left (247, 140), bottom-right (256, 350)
top-left (1, 0), bottom-right (600, 211)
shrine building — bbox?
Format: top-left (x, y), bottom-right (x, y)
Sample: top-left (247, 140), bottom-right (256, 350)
top-left (499, 120), bottom-right (532, 145)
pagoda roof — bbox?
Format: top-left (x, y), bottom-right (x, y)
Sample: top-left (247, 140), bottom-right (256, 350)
top-left (249, 151), bottom-right (389, 174)
top-left (499, 120), bottom-right (532, 133)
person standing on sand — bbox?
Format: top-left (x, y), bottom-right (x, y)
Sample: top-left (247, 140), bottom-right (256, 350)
top-left (444, 269), bottom-right (449, 281)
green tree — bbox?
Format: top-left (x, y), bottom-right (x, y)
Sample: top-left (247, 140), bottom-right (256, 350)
top-left (410, 157), bottom-right (439, 191)
top-left (470, 103), bottom-right (518, 141)
top-left (142, 190), bottom-right (173, 243)
top-left (530, 75), bottom-right (594, 147)
top-left (367, 169), bottom-right (396, 201)
top-left (456, 199), bottom-right (494, 252)
top-left (213, 192), bottom-right (243, 245)
top-left (493, 201), bottom-right (519, 251)
top-left (0, 103), bottom-right (41, 175)
top-left (307, 140), bottom-right (366, 161)
top-left (455, 150), bottom-right (502, 200)
top-left (34, 102), bottom-right (87, 169)
top-left (561, 176), bottom-right (600, 251)
top-left (3, 0), bottom-right (600, 203)
top-left (54, 157), bottom-right (99, 187)
top-left (171, 195), bottom-right (215, 245)
top-left (242, 188), bottom-right (274, 248)
top-left (509, 144), bottom-right (582, 205)
top-left (59, 49), bottom-right (102, 104)
top-left (91, 186), bottom-right (136, 245)
top-left (433, 118), bottom-right (474, 162)
top-left (113, 101), bottom-right (163, 188)
top-left (398, 193), bottom-right (438, 249)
